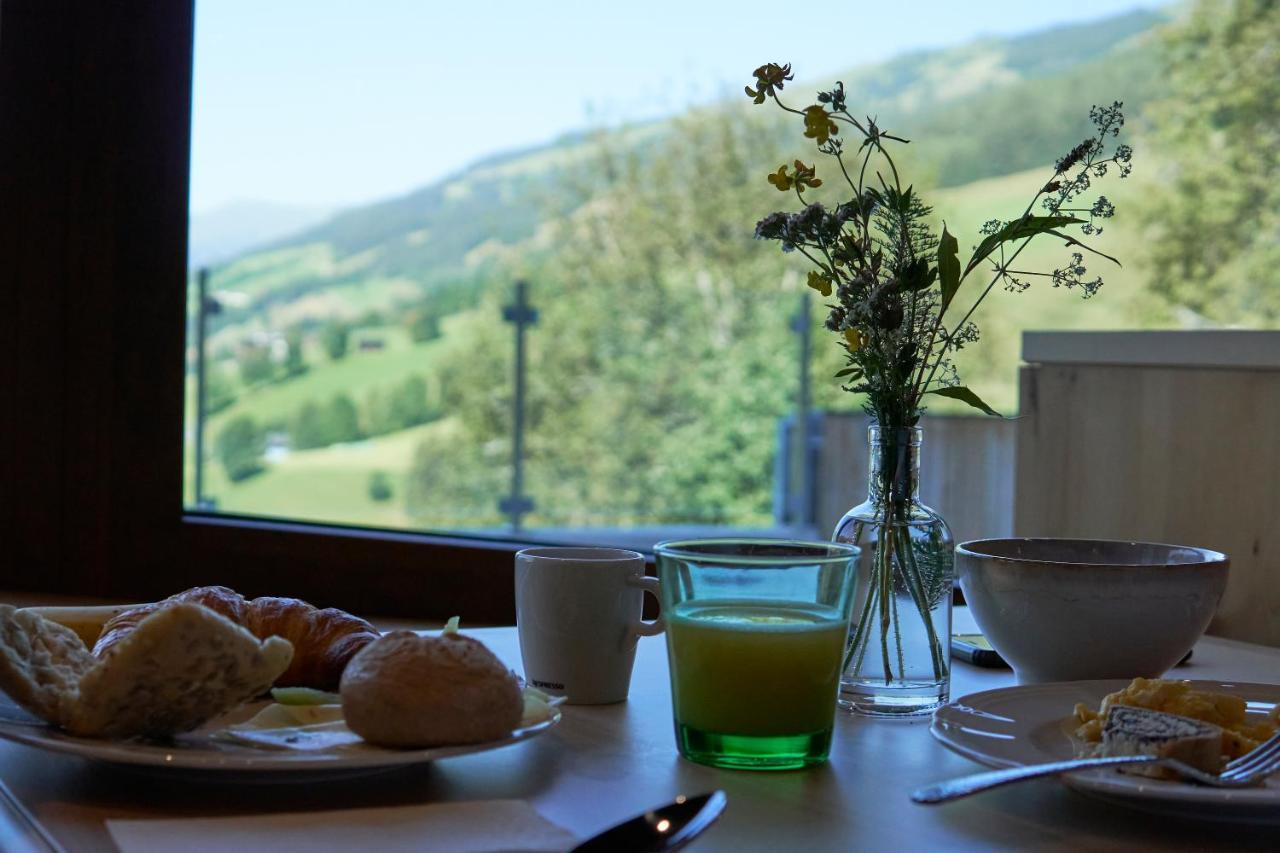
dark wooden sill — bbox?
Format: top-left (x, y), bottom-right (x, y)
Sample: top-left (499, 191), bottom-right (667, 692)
top-left (174, 515), bottom-right (659, 624)
top-left (174, 515), bottom-right (533, 624)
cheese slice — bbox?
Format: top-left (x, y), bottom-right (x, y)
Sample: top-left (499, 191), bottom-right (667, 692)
top-left (1100, 705), bottom-right (1224, 779)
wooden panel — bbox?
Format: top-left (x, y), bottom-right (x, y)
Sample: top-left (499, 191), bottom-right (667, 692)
top-left (815, 414), bottom-right (1016, 547)
top-left (1023, 329), bottom-right (1280, 370)
top-left (1015, 363), bottom-right (1280, 646)
top-left (0, 0), bottom-right (193, 595)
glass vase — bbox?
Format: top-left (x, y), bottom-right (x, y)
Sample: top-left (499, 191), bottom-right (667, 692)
top-left (833, 425), bottom-right (953, 716)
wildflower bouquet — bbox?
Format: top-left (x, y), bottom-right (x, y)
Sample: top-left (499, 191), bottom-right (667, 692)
top-left (746, 62), bottom-right (1134, 713)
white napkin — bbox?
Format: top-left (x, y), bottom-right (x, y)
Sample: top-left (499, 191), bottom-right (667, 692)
top-left (106, 800), bottom-right (578, 853)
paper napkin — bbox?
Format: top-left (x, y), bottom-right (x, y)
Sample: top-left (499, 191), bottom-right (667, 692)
top-left (106, 800), bottom-right (578, 853)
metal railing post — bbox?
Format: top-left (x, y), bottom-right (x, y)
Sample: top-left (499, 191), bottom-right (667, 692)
top-left (194, 268), bottom-right (210, 509)
top-left (193, 268), bottom-right (221, 511)
top-left (500, 280), bottom-right (538, 531)
top-left (790, 292), bottom-right (815, 530)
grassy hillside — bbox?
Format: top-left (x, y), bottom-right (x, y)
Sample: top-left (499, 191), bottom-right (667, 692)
top-left (199, 422), bottom-right (441, 528)
top-left (206, 325), bottom-right (442, 434)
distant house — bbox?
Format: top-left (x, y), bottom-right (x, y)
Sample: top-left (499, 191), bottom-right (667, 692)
top-left (357, 337), bottom-right (385, 352)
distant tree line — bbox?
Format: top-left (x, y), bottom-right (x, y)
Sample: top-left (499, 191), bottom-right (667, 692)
top-left (214, 372), bottom-right (439, 482)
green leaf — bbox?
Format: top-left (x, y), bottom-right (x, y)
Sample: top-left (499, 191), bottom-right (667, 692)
top-left (901, 257), bottom-right (935, 292)
top-left (882, 184), bottom-right (915, 215)
top-left (1046, 230), bottom-right (1122, 266)
top-left (928, 385), bottom-right (1003, 417)
top-left (966, 215), bottom-right (1084, 276)
top-left (938, 225), bottom-right (960, 313)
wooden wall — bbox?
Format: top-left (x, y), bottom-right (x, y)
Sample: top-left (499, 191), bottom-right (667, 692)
top-left (1015, 357), bottom-right (1280, 646)
top-left (815, 414), bottom-right (1017, 547)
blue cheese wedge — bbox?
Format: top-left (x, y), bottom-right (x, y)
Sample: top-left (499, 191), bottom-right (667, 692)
top-left (1100, 705), bottom-right (1224, 779)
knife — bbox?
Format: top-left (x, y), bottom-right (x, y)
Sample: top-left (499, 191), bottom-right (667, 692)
top-left (570, 790), bottom-right (727, 853)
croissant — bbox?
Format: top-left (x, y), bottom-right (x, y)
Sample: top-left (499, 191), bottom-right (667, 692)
top-left (93, 586), bottom-right (379, 690)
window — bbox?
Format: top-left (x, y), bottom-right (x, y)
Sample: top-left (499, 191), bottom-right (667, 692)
top-left (187, 1), bottom-right (1244, 555)
top-left (8, 0), bottom-right (1274, 615)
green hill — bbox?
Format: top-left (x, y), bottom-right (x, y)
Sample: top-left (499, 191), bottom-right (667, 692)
top-left (201, 8), bottom-right (1167, 339)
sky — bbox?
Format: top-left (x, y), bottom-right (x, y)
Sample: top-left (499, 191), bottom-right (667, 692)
top-left (190, 0), bottom-right (1165, 215)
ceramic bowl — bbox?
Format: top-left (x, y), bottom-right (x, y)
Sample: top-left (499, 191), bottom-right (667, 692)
top-left (956, 538), bottom-right (1229, 684)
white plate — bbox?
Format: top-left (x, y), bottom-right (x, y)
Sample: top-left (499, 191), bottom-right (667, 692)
top-left (932, 679), bottom-right (1280, 824)
top-left (0, 697), bottom-right (559, 782)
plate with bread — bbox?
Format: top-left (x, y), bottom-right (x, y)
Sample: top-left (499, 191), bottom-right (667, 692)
top-left (0, 587), bottom-right (560, 779)
top-left (932, 678), bottom-right (1280, 823)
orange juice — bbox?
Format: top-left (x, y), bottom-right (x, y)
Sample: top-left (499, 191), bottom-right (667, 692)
top-left (666, 599), bottom-right (847, 764)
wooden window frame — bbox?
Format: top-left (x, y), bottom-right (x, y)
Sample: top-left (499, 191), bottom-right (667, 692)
top-left (0, 0), bottom-right (552, 622)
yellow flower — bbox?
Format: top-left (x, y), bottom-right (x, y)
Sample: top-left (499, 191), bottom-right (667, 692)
top-left (792, 159), bottom-right (822, 189)
top-left (844, 328), bottom-right (863, 351)
top-left (767, 165), bottom-right (794, 191)
top-left (806, 270), bottom-right (832, 297)
top-left (803, 105), bottom-right (838, 146)
top-left (745, 62), bottom-right (794, 104)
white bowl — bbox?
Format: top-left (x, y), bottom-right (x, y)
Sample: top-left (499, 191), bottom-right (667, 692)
top-left (956, 538), bottom-right (1229, 684)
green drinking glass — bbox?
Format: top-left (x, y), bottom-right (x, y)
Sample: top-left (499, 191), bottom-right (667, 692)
top-left (654, 538), bottom-right (860, 770)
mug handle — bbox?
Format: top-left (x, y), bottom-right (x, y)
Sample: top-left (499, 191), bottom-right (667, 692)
top-left (625, 575), bottom-right (664, 637)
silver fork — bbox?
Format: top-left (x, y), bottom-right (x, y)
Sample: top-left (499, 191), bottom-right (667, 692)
top-left (912, 731), bottom-right (1280, 804)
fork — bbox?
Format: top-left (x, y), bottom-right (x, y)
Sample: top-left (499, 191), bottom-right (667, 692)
top-left (912, 731), bottom-right (1280, 804)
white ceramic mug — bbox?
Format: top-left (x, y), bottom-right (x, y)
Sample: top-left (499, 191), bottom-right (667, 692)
top-left (514, 547), bottom-right (664, 705)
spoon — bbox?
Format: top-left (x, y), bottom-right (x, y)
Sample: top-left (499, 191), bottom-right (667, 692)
top-left (569, 790), bottom-right (727, 853)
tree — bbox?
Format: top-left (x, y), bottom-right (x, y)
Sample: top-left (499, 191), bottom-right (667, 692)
top-left (289, 401), bottom-right (328, 450)
top-left (215, 415), bottom-right (265, 482)
top-left (364, 387), bottom-right (394, 437)
top-left (289, 394), bottom-right (362, 450)
top-left (237, 344), bottom-right (275, 385)
top-left (406, 308), bottom-right (442, 343)
top-left (283, 327), bottom-right (308, 377)
top-left (321, 321), bottom-right (349, 360)
top-left (327, 393), bottom-right (362, 443)
top-left (1142, 0), bottom-right (1280, 323)
top-left (204, 364), bottom-right (237, 415)
top-left (389, 375), bottom-right (432, 429)
top-left (368, 470), bottom-right (393, 502)
top-left (405, 107), bottom-right (802, 529)
top-left (364, 374), bottom-right (435, 436)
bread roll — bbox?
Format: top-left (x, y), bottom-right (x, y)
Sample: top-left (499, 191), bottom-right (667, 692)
top-left (0, 602), bottom-right (293, 739)
top-left (95, 586), bottom-right (378, 690)
top-left (340, 632), bottom-right (523, 747)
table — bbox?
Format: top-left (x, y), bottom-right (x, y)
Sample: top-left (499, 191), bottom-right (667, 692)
top-left (1, 611), bottom-right (1277, 851)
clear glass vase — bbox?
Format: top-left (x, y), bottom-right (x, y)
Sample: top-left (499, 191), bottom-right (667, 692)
top-left (833, 425), bottom-right (953, 716)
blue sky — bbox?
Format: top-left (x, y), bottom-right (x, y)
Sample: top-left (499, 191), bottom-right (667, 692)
top-left (190, 0), bottom-right (1164, 214)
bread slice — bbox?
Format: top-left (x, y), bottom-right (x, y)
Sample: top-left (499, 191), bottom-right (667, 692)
top-left (67, 603), bottom-right (293, 738)
top-left (1100, 704), bottom-right (1224, 778)
top-left (0, 604), bottom-right (96, 725)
